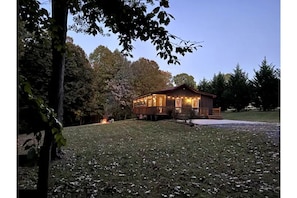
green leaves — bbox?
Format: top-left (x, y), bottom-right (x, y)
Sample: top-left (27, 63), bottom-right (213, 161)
top-left (19, 76), bottom-right (66, 150)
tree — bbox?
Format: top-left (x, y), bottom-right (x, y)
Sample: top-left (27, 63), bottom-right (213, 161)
top-left (19, 0), bottom-right (199, 196)
top-left (173, 73), bottom-right (197, 88)
top-left (130, 58), bottom-right (172, 96)
top-left (102, 50), bottom-right (134, 120)
top-left (228, 64), bottom-right (251, 112)
top-left (107, 68), bottom-right (134, 120)
top-left (211, 72), bottom-right (229, 111)
top-left (18, 12), bottom-right (52, 105)
top-left (197, 78), bottom-right (212, 93)
top-left (64, 39), bottom-right (96, 126)
top-left (90, 46), bottom-right (127, 118)
top-left (251, 57), bottom-right (280, 111)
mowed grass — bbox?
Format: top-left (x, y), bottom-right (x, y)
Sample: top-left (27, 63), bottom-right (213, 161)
top-left (18, 120), bottom-right (280, 197)
top-left (221, 110), bottom-right (280, 123)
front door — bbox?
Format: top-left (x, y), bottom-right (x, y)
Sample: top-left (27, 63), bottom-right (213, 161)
top-left (175, 98), bottom-right (182, 113)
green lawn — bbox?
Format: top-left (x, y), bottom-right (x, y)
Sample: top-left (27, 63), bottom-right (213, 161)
top-left (221, 110), bottom-right (280, 123)
top-left (18, 120), bottom-right (280, 197)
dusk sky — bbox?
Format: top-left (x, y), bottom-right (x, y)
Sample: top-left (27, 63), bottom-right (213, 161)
top-left (61, 0), bottom-right (281, 83)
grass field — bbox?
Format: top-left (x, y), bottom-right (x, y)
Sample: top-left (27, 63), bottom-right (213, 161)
top-left (18, 120), bottom-right (280, 197)
top-left (221, 110), bottom-right (280, 123)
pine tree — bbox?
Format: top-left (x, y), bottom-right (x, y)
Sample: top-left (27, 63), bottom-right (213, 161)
top-left (251, 57), bottom-right (280, 111)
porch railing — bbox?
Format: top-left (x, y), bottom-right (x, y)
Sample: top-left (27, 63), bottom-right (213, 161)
top-left (133, 106), bottom-right (221, 117)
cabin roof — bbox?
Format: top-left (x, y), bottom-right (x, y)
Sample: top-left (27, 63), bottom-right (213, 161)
top-left (134, 84), bottom-right (216, 100)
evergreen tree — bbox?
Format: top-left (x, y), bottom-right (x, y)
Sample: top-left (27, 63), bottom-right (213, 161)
top-left (228, 64), bottom-right (251, 111)
top-left (251, 57), bottom-right (280, 111)
top-left (211, 72), bottom-right (229, 111)
top-left (197, 78), bottom-right (212, 93)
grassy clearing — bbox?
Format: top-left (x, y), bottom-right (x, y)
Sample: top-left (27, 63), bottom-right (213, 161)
top-left (18, 120), bottom-right (280, 197)
top-left (221, 110), bottom-right (280, 123)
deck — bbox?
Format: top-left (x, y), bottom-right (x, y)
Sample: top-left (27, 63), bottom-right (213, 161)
top-left (133, 106), bottom-right (222, 120)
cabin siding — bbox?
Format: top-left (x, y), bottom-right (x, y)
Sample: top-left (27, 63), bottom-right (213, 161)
top-left (200, 95), bottom-right (213, 115)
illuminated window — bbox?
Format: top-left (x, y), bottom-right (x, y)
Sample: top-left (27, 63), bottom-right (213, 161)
top-left (147, 99), bottom-right (152, 107)
top-left (192, 98), bottom-right (199, 108)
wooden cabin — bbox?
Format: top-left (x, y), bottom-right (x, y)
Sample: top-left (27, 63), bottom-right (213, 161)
top-left (132, 84), bottom-right (222, 120)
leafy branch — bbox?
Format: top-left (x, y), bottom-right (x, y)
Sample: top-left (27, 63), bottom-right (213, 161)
top-left (69, 0), bottom-right (202, 64)
top-left (19, 75), bottom-right (66, 151)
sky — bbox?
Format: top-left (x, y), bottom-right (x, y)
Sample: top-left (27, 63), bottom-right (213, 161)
top-left (63, 0), bottom-right (280, 83)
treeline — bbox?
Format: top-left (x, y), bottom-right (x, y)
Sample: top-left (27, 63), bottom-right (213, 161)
top-left (18, 21), bottom-right (174, 126)
top-left (18, 22), bottom-right (280, 127)
top-left (155, 59), bottom-right (280, 113)
top-left (196, 60), bottom-right (280, 112)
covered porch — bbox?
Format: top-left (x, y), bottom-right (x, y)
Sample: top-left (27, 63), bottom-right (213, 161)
top-left (133, 93), bottom-right (222, 120)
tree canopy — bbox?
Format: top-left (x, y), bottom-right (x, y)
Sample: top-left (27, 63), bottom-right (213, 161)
top-left (69, 0), bottom-right (200, 64)
top-left (173, 73), bottom-right (196, 88)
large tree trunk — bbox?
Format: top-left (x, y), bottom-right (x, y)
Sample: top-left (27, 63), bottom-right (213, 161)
top-left (37, 0), bottom-right (68, 197)
top-left (49, 0), bottom-right (68, 122)
top-left (37, 128), bottom-right (52, 198)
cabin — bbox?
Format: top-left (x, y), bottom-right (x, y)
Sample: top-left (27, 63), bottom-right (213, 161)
top-left (132, 84), bottom-right (222, 120)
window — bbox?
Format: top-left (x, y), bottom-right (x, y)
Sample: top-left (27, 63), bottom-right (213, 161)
top-left (191, 98), bottom-right (199, 108)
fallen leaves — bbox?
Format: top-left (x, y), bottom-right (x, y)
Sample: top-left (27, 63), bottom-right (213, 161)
top-left (18, 120), bottom-right (280, 197)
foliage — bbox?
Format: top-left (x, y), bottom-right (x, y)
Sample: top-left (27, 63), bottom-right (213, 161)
top-left (250, 57), bottom-right (280, 111)
top-left (18, 17), bottom-right (52, 103)
top-left (18, 76), bottom-right (66, 152)
top-left (18, 0), bottom-right (50, 41)
top-left (211, 72), bottom-right (229, 111)
top-left (70, 0), bottom-right (201, 64)
top-left (64, 40), bottom-right (97, 125)
top-left (18, 120), bottom-right (280, 197)
top-left (18, 34), bottom-right (98, 126)
top-left (227, 64), bottom-right (251, 112)
top-left (197, 78), bottom-right (212, 93)
top-left (90, 50), bottom-right (174, 120)
top-left (106, 57), bottom-right (134, 120)
top-left (90, 46), bottom-right (131, 119)
top-left (173, 73), bottom-right (197, 88)
top-left (130, 58), bottom-right (172, 96)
